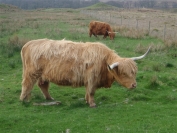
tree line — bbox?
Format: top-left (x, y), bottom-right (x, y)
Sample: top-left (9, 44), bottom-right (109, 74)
top-left (0, 0), bottom-right (99, 9)
top-left (106, 0), bottom-right (177, 9)
top-left (0, 0), bottom-right (177, 9)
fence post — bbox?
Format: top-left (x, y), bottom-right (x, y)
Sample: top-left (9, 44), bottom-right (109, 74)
top-left (164, 24), bottom-right (166, 41)
top-left (148, 21), bottom-right (151, 35)
top-left (136, 19), bottom-right (139, 29)
top-left (121, 16), bottom-right (122, 25)
top-left (109, 13), bottom-right (111, 23)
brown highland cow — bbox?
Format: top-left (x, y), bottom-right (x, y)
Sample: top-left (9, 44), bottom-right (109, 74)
top-left (89, 21), bottom-right (115, 40)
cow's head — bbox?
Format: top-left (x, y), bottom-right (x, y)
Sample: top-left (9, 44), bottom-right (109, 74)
top-left (107, 31), bottom-right (115, 40)
top-left (108, 47), bottom-right (151, 89)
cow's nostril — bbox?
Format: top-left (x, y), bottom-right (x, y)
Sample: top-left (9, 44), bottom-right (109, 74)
top-left (132, 83), bottom-right (136, 88)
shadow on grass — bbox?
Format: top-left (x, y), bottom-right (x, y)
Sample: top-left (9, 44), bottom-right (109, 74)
top-left (21, 101), bottom-right (32, 107)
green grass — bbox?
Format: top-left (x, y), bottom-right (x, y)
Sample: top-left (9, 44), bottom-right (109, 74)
top-left (1, 101), bottom-right (176, 132)
top-left (0, 6), bottom-right (177, 133)
top-left (85, 2), bottom-right (118, 10)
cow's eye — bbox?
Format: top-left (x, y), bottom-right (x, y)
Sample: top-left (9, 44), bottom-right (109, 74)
top-left (122, 73), bottom-right (127, 76)
top-left (131, 71), bottom-right (136, 75)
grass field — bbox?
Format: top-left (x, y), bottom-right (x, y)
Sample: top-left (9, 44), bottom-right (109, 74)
top-left (0, 3), bottom-right (177, 133)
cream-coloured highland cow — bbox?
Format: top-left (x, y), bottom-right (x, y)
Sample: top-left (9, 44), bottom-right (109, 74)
top-left (20, 39), bottom-right (150, 107)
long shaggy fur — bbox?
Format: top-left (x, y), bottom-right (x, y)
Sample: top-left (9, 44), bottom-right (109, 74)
top-left (89, 21), bottom-right (115, 40)
top-left (20, 38), bottom-right (138, 106)
top-left (21, 39), bottom-right (119, 87)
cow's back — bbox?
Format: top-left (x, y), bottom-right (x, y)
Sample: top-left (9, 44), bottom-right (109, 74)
top-left (89, 21), bottom-right (113, 37)
top-left (21, 39), bottom-right (113, 87)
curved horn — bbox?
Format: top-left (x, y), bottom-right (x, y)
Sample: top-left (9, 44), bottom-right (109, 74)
top-left (109, 62), bottom-right (119, 69)
top-left (106, 30), bottom-right (111, 34)
top-left (131, 46), bottom-right (151, 61)
top-left (107, 30), bottom-right (118, 34)
top-left (106, 30), bottom-right (119, 34)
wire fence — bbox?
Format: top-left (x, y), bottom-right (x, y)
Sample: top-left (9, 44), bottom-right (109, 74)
top-left (81, 10), bottom-right (177, 41)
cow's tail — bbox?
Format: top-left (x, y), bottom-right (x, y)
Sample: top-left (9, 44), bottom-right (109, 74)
top-left (21, 46), bottom-right (27, 79)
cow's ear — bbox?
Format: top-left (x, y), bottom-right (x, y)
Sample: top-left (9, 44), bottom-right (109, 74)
top-left (107, 65), bottom-right (119, 72)
top-left (108, 62), bottom-right (119, 70)
top-left (107, 65), bottom-right (112, 71)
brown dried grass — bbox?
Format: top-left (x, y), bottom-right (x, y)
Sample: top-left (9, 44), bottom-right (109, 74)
top-left (164, 37), bottom-right (177, 48)
top-left (8, 35), bottom-right (29, 47)
top-left (113, 26), bottom-right (148, 39)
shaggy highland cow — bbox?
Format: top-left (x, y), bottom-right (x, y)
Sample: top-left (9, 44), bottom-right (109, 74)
top-left (20, 39), bottom-right (150, 107)
top-left (89, 21), bottom-right (115, 40)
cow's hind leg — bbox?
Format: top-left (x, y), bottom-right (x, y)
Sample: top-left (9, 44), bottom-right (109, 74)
top-left (93, 34), bottom-right (97, 38)
top-left (38, 79), bottom-right (53, 100)
top-left (89, 31), bottom-right (92, 37)
top-left (20, 75), bottom-right (36, 101)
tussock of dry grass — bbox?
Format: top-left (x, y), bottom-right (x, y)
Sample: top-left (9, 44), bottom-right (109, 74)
top-left (8, 35), bottom-right (29, 47)
top-left (136, 41), bottom-right (177, 54)
top-left (164, 37), bottom-right (177, 48)
top-left (135, 43), bottom-right (151, 54)
top-left (149, 75), bottom-right (160, 87)
top-left (113, 26), bottom-right (148, 39)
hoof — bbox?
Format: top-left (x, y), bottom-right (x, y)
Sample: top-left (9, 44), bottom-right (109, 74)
top-left (46, 97), bottom-right (54, 100)
top-left (20, 94), bottom-right (30, 102)
top-left (89, 103), bottom-right (97, 108)
top-left (90, 105), bottom-right (97, 108)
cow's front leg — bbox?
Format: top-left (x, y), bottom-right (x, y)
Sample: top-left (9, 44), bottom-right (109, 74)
top-left (103, 34), bottom-right (107, 39)
top-left (85, 92), bottom-right (89, 104)
top-left (89, 92), bottom-right (96, 107)
top-left (85, 87), bottom-right (96, 107)
top-left (38, 79), bottom-right (53, 100)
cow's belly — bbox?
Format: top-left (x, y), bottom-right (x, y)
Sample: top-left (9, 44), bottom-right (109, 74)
top-left (56, 80), bottom-right (84, 87)
top-left (97, 31), bottom-right (104, 35)
top-left (45, 76), bottom-right (84, 87)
